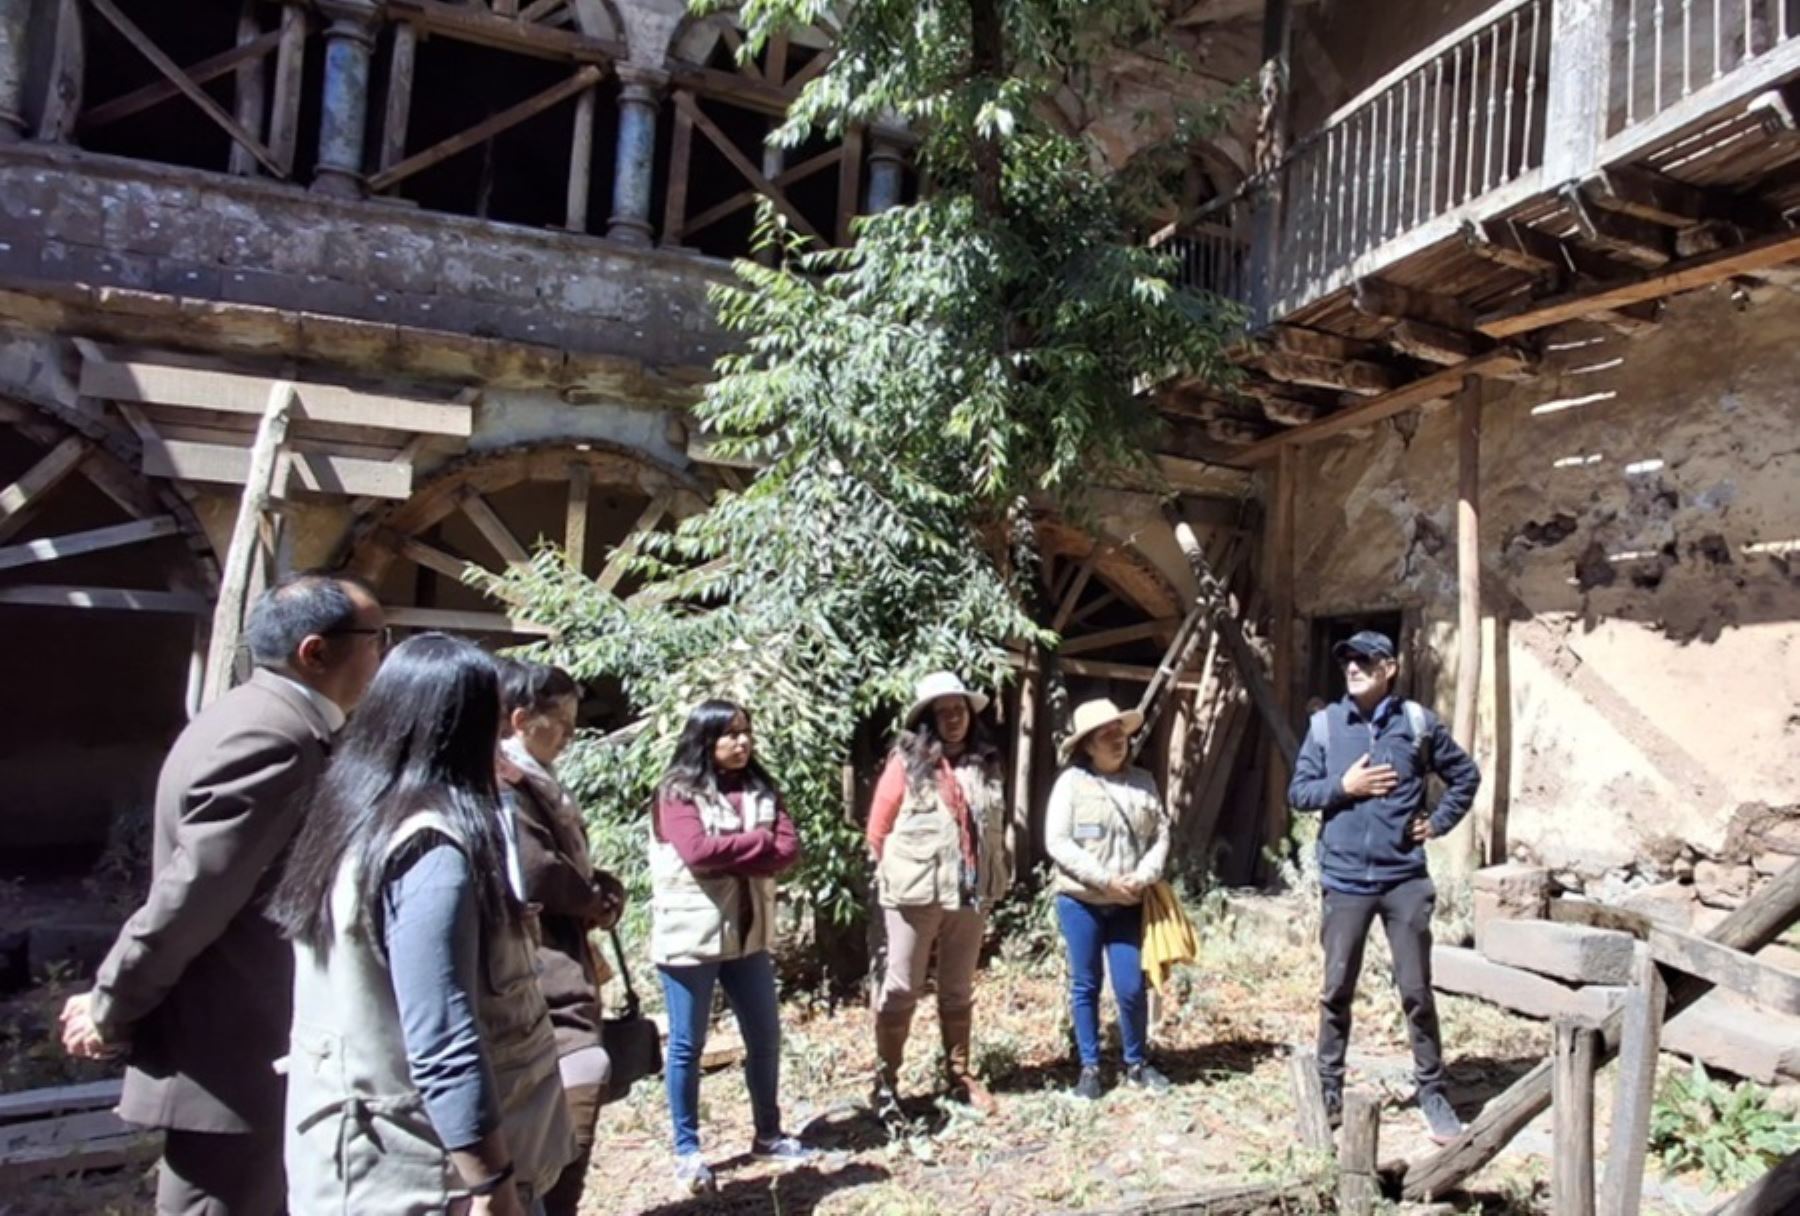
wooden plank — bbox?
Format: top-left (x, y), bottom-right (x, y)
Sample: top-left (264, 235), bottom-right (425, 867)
top-left (1647, 925), bottom-right (1800, 1014)
top-left (0, 1080), bottom-right (123, 1124)
top-left (368, 64), bottom-right (603, 193)
top-left (1251, 351), bottom-right (1400, 396)
top-left (565, 83), bottom-right (597, 232)
top-left (87, 0), bottom-right (286, 178)
top-left (267, 3), bottom-right (306, 173)
top-left (1353, 277), bottom-right (1477, 331)
top-left (0, 515), bottom-right (180, 571)
top-left (459, 492), bottom-right (532, 568)
top-left (203, 381), bottom-right (293, 706)
top-left (1388, 319), bottom-right (1491, 364)
top-left (1587, 166), bottom-right (1777, 231)
top-left (1402, 862), bottom-right (1800, 1202)
top-left (1289, 1048), bottom-right (1333, 1152)
top-left (1338, 1090), bottom-right (1381, 1216)
top-left (78, 28), bottom-right (281, 131)
top-left (82, 362), bottom-right (473, 437)
top-left (1481, 230), bottom-right (1800, 338)
top-left (1233, 348), bottom-right (1532, 464)
top-left (385, 0), bottom-right (624, 63)
top-left (0, 585), bottom-right (207, 613)
top-left (1553, 1019), bottom-right (1598, 1216)
top-left (1709, 1150), bottom-right (1800, 1216)
top-left (0, 436), bottom-right (93, 544)
top-left (594, 490), bottom-right (672, 594)
top-left (1565, 187), bottom-right (1672, 267)
top-left (1059, 619), bottom-right (1179, 655)
top-left (673, 91), bottom-right (823, 242)
top-left (379, 21), bottom-right (419, 174)
top-left (564, 462), bottom-right (591, 572)
top-left (142, 439), bottom-right (412, 500)
top-left (662, 98), bottom-right (695, 241)
top-left (381, 606), bottom-right (553, 636)
top-left (1599, 946), bottom-right (1666, 1216)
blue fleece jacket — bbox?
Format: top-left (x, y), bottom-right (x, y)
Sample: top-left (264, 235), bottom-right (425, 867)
top-left (1287, 695), bottom-right (1481, 895)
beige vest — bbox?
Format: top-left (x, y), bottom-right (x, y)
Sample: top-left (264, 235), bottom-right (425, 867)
top-left (876, 759), bottom-right (1009, 910)
top-left (1051, 767), bottom-right (1164, 903)
top-left (649, 785), bottom-right (781, 966)
top-left (284, 813), bottom-right (573, 1215)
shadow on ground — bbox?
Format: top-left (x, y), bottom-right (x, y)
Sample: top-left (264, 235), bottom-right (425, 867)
top-left (631, 1161), bottom-right (890, 1216)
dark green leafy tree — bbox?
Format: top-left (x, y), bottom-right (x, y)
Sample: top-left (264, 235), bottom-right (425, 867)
top-left (489, 0), bottom-right (1240, 933)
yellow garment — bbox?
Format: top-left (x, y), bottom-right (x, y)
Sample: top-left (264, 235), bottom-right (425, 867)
top-left (1140, 880), bottom-right (1198, 994)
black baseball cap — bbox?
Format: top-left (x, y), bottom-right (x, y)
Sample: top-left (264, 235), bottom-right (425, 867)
top-left (1332, 630), bottom-right (1396, 663)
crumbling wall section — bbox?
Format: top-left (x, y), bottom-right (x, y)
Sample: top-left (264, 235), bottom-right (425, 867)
top-left (1290, 285), bottom-right (1800, 887)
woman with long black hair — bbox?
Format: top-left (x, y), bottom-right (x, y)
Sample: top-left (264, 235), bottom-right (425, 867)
top-left (272, 634), bottom-right (572, 1216)
top-left (649, 699), bottom-right (809, 1195)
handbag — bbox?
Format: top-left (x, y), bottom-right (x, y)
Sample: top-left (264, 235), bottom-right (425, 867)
top-left (598, 927), bottom-right (663, 1104)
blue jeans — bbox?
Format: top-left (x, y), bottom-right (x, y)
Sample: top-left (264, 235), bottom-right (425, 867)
top-left (1055, 895), bottom-right (1148, 1069)
top-left (658, 951), bottom-right (783, 1155)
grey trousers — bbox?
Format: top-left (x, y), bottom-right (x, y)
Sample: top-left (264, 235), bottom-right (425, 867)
top-left (1317, 875), bottom-right (1447, 1095)
top-left (156, 1127), bottom-right (284, 1216)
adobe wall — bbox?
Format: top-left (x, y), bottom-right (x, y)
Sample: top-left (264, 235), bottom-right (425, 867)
top-left (1288, 285), bottom-right (1800, 893)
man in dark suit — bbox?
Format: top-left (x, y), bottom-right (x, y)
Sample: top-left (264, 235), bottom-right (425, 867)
top-left (60, 572), bottom-right (385, 1215)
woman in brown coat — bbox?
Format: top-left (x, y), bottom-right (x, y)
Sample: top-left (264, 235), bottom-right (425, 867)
top-left (498, 660), bottom-right (626, 1216)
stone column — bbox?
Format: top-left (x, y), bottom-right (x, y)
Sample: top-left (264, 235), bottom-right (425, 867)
top-left (0, 0), bottom-right (31, 142)
top-left (312, 0), bottom-right (380, 198)
top-left (607, 66), bottom-right (667, 245)
top-left (865, 130), bottom-right (907, 213)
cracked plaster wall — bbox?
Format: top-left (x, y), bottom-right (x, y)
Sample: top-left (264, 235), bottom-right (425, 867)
top-left (1290, 286), bottom-right (1800, 878)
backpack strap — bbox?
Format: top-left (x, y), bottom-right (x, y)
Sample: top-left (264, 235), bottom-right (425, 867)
top-left (1403, 700), bottom-right (1434, 772)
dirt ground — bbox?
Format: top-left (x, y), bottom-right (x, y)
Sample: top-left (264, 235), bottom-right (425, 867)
top-left (0, 888), bottom-right (1748, 1215)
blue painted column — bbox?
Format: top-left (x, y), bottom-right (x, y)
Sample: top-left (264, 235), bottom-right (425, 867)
top-left (866, 129), bottom-right (906, 213)
top-left (0, 0), bottom-right (30, 142)
top-left (607, 66), bottom-right (666, 245)
top-left (312, 1), bottom-right (379, 197)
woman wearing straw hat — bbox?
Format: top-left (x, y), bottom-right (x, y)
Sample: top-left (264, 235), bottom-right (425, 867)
top-left (1046, 696), bottom-right (1172, 1100)
top-left (866, 672), bottom-right (1010, 1119)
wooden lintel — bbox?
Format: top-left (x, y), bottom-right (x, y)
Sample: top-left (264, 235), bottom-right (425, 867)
top-left (369, 64), bottom-right (605, 193)
top-left (142, 438), bottom-right (413, 499)
top-left (1352, 277), bottom-right (1477, 332)
top-left (1478, 229), bottom-right (1800, 339)
top-left (81, 361), bottom-right (473, 436)
top-left (0, 515), bottom-right (180, 571)
top-left (1234, 348), bottom-right (1533, 463)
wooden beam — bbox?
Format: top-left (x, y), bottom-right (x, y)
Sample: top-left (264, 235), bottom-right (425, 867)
top-left (564, 462), bottom-right (591, 573)
top-left (0, 435), bottom-right (93, 544)
top-left (1338, 1091), bottom-right (1380, 1216)
top-left (1587, 166), bottom-right (1777, 231)
top-left (267, 3), bottom-right (306, 173)
top-left (1353, 278), bottom-right (1476, 332)
top-left (203, 381), bottom-right (294, 705)
top-left (78, 28), bottom-right (282, 131)
top-left (836, 123), bottom-right (864, 245)
top-left (0, 585), bottom-right (207, 613)
top-left (227, 2), bottom-right (267, 178)
top-left (385, 531), bottom-right (486, 585)
top-left (1263, 443), bottom-right (1296, 860)
top-left (1234, 349), bottom-right (1532, 463)
top-left (379, 21), bottom-right (419, 174)
top-left (142, 439), bottom-right (413, 500)
top-left (1647, 925), bottom-right (1800, 1015)
top-left (675, 144), bottom-right (843, 239)
top-left (673, 91), bottom-right (823, 242)
top-left (458, 491), bottom-right (532, 568)
top-left (594, 490), bottom-right (672, 594)
top-left (1453, 375), bottom-right (1481, 758)
top-left (385, 606), bottom-right (553, 635)
top-left (1710, 1150), bottom-right (1800, 1216)
top-left (1389, 319), bottom-right (1491, 366)
top-left (0, 515), bottom-right (180, 571)
top-left (81, 361), bottom-right (473, 436)
top-left (1059, 619), bottom-right (1178, 655)
top-left (385, 0), bottom-right (624, 63)
top-left (1564, 185), bottom-right (1672, 268)
top-left (86, 0), bottom-right (287, 178)
top-left (1050, 546), bottom-right (1103, 633)
top-left (1598, 946), bottom-right (1666, 1216)
top-left (1010, 650), bottom-right (1040, 867)
top-left (662, 98), bottom-right (695, 241)
top-left (1264, 325), bottom-right (1377, 363)
top-left (1288, 1049), bottom-right (1332, 1153)
top-left (368, 65), bottom-right (603, 194)
top-left (564, 83), bottom-right (597, 232)
top-left (1250, 351), bottom-right (1400, 397)
top-left (1553, 1019), bottom-right (1598, 1216)
top-left (1479, 230), bottom-right (1800, 339)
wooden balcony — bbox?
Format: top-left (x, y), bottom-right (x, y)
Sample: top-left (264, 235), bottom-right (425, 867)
top-left (1160, 0), bottom-right (1800, 461)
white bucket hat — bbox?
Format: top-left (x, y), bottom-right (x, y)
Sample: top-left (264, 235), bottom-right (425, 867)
top-left (1058, 696), bottom-right (1144, 765)
top-left (903, 671), bottom-right (990, 727)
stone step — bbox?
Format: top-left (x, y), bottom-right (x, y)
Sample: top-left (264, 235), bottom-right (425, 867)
top-left (1665, 993), bottom-right (1800, 1085)
top-left (1432, 945), bottom-right (1625, 1025)
top-left (1478, 917), bottom-right (1638, 985)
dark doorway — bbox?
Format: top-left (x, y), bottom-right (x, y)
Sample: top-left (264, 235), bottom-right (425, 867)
top-left (1307, 609), bottom-right (1406, 709)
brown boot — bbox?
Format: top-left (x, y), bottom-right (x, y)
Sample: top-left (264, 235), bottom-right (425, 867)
top-left (940, 1008), bottom-right (998, 1115)
top-left (872, 1010), bottom-right (911, 1115)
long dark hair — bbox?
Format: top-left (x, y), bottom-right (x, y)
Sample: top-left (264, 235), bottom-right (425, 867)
top-left (272, 633), bottom-right (513, 955)
top-left (498, 657), bottom-right (579, 718)
top-left (658, 699), bottom-right (778, 804)
top-left (897, 698), bottom-right (999, 789)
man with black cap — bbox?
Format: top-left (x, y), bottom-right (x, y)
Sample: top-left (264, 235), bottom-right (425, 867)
top-left (1288, 629), bottom-right (1481, 1145)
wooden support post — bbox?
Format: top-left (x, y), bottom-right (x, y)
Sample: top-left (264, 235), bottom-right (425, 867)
top-left (564, 462), bottom-right (591, 573)
top-left (1553, 1018), bottom-right (1598, 1216)
top-left (565, 82), bottom-right (596, 232)
top-left (0, 436), bottom-right (93, 544)
top-left (267, 3), bottom-right (307, 173)
top-left (227, 1), bottom-right (267, 176)
top-left (1289, 1048), bottom-right (1333, 1152)
top-left (1010, 652), bottom-right (1040, 868)
top-left (1338, 1090), bottom-right (1381, 1216)
top-left (379, 20), bottom-right (417, 174)
top-left (1541, 0), bottom-right (1608, 183)
top-left (202, 381), bottom-right (295, 707)
top-left (34, 0), bottom-right (83, 143)
top-left (1403, 861), bottom-right (1800, 1202)
top-left (1249, 0), bottom-right (1293, 326)
top-left (0, 0), bottom-right (29, 140)
top-left (1599, 946), bottom-right (1666, 1216)
top-left (1264, 444), bottom-right (1297, 862)
top-left (1710, 1150), bottom-right (1800, 1216)
top-left (1453, 375), bottom-right (1481, 749)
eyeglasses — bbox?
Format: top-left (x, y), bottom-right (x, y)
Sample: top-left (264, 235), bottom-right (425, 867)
top-left (327, 625), bottom-right (393, 651)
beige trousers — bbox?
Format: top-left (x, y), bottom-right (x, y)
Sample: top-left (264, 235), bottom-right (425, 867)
top-left (875, 905), bottom-right (985, 1019)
